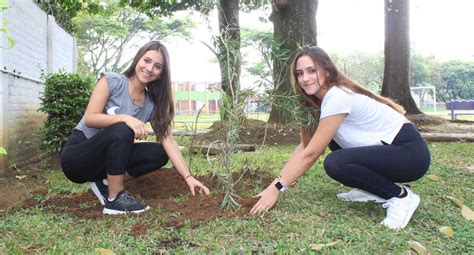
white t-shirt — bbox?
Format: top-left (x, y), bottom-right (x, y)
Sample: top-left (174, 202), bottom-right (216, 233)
top-left (320, 86), bottom-right (405, 149)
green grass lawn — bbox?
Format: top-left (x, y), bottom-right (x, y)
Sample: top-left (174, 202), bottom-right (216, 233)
top-left (423, 110), bottom-right (474, 121)
top-left (1, 141), bottom-right (473, 254)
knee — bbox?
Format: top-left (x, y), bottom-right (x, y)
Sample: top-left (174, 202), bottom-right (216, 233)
top-left (107, 122), bottom-right (134, 142)
top-left (156, 146), bottom-right (169, 165)
top-left (323, 152), bottom-right (345, 180)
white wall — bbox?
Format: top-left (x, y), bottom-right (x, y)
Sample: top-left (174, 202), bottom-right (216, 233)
top-left (0, 0), bottom-right (76, 175)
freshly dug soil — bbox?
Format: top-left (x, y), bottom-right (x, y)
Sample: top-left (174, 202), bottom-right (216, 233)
top-left (18, 168), bottom-right (272, 229)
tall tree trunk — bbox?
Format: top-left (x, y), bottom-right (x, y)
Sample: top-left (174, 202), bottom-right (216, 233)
top-left (269, 0), bottom-right (318, 124)
top-left (217, 0), bottom-right (240, 120)
top-left (382, 0), bottom-right (422, 114)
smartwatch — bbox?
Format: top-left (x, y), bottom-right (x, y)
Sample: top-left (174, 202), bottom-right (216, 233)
top-left (274, 180), bottom-right (288, 192)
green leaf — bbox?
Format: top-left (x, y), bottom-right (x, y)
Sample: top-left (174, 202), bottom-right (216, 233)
top-left (0, 0), bottom-right (8, 10)
top-left (0, 147), bottom-right (7, 155)
top-left (38, 71), bottom-right (93, 153)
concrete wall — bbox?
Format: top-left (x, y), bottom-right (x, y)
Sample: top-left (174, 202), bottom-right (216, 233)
top-left (0, 0), bottom-right (76, 175)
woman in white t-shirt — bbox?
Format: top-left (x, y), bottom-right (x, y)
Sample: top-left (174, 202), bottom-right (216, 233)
top-left (250, 46), bottom-right (430, 230)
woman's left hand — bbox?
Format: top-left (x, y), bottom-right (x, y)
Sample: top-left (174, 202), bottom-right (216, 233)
top-left (185, 176), bottom-right (210, 196)
top-left (249, 184), bottom-right (281, 215)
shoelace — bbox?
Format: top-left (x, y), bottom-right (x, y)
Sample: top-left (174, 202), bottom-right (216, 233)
top-left (118, 192), bottom-right (138, 205)
top-left (382, 200), bottom-right (404, 220)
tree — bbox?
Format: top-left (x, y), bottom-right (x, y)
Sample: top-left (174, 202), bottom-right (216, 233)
top-left (241, 28), bottom-right (273, 90)
top-left (435, 61), bottom-right (474, 101)
top-left (382, 0), bottom-right (421, 114)
top-left (35, 0), bottom-right (101, 33)
top-left (410, 53), bottom-right (431, 87)
top-left (215, 0), bottom-right (241, 120)
top-left (268, 0), bottom-right (318, 124)
top-left (73, 1), bottom-right (193, 76)
top-left (332, 52), bottom-right (384, 92)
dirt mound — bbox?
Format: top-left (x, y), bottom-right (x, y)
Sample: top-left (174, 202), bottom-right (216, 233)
top-left (198, 116), bottom-right (474, 145)
top-left (17, 168), bottom-right (272, 228)
top-left (197, 119), bottom-right (300, 146)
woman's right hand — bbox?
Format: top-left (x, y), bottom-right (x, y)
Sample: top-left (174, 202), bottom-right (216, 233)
top-left (249, 182), bottom-right (281, 215)
top-left (122, 115), bottom-right (148, 140)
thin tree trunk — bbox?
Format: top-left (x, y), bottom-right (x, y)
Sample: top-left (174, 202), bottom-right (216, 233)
top-left (217, 0), bottom-right (240, 121)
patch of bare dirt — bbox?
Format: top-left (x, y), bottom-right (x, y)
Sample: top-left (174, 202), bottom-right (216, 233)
top-left (407, 114), bottom-right (474, 134)
top-left (6, 168), bottom-right (271, 229)
top-left (0, 172), bottom-right (49, 214)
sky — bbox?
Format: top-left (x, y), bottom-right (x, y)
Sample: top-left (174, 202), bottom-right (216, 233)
top-left (165, 0), bottom-right (474, 83)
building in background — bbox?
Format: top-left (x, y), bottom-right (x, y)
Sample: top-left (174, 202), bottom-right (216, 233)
top-left (173, 81), bottom-right (221, 114)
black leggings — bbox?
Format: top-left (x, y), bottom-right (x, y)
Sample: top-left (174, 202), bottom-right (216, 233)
top-left (323, 123), bottom-right (430, 199)
top-left (61, 122), bottom-right (169, 183)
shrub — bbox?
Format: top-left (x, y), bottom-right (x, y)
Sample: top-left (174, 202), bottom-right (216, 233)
top-left (38, 71), bottom-right (94, 153)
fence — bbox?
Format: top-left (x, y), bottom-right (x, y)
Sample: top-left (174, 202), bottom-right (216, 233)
top-left (0, 0), bottom-right (76, 175)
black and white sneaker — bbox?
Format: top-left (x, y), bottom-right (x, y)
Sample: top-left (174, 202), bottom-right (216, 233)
top-left (90, 179), bottom-right (108, 205)
top-left (103, 191), bottom-right (150, 215)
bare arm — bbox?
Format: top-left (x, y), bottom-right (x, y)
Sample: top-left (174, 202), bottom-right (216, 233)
top-left (84, 76), bottom-right (148, 139)
top-left (275, 114), bottom-right (345, 188)
top-left (250, 113), bottom-right (346, 215)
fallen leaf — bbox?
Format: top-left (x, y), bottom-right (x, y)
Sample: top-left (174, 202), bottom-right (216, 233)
top-left (15, 175), bottom-right (27, 180)
top-left (439, 226), bottom-right (454, 237)
top-left (464, 165), bottom-right (474, 173)
top-left (408, 240), bottom-right (428, 255)
top-left (446, 196), bottom-right (464, 207)
top-left (425, 174), bottom-right (441, 181)
top-left (461, 205), bottom-right (474, 221)
top-left (21, 244), bottom-right (44, 253)
top-left (95, 248), bottom-right (115, 255)
top-left (310, 241), bottom-right (338, 251)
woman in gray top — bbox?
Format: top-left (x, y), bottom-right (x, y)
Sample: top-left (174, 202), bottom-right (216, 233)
top-left (61, 41), bottom-right (209, 215)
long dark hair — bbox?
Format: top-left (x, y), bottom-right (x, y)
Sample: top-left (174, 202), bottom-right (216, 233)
top-left (290, 46), bottom-right (405, 145)
top-left (123, 41), bottom-right (174, 140)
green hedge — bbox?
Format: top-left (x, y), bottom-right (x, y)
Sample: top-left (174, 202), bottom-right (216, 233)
top-left (38, 71), bottom-right (94, 153)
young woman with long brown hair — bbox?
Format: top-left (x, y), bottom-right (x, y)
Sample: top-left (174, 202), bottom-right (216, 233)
top-left (250, 46), bottom-right (430, 230)
top-left (61, 41), bottom-right (209, 215)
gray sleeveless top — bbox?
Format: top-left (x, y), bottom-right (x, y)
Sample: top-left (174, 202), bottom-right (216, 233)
top-left (75, 72), bottom-right (154, 139)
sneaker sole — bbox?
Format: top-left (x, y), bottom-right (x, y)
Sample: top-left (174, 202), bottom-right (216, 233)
top-left (337, 195), bottom-right (386, 203)
top-left (103, 206), bottom-right (151, 215)
top-left (90, 182), bottom-right (106, 205)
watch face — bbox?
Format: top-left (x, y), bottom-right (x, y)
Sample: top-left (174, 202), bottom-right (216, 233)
top-left (275, 181), bottom-right (284, 191)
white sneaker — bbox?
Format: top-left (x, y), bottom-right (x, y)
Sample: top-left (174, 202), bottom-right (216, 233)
top-left (381, 187), bottom-right (420, 230)
top-left (337, 188), bottom-right (386, 203)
